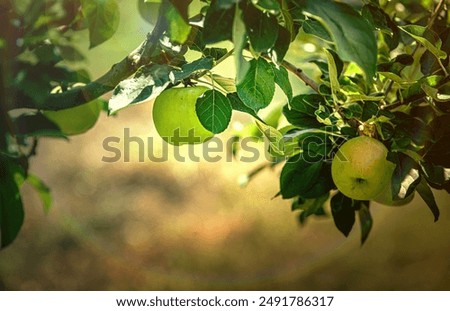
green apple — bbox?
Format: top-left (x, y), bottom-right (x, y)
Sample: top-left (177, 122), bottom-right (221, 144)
top-left (331, 136), bottom-right (395, 200)
top-left (43, 100), bottom-right (101, 136)
top-left (374, 183), bottom-right (415, 206)
top-left (152, 86), bottom-right (214, 145)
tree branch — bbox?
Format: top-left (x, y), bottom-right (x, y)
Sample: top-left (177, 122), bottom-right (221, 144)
top-left (383, 75), bottom-right (450, 110)
top-left (260, 54), bottom-right (320, 93)
top-left (280, 59), bottom-right (320, 93)
top-left (428, 0), bottom-right (446, 29)
top-left (18, 1), bottom-right (170, 111)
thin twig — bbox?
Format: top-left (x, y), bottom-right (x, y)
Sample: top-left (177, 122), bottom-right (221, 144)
top-left (260, 54), bottom-right (320, 93)
top-left (192, 48), bottom-right (235, 80)
top-left (384, 75), bottom-right (450, 110)
top-left (428, 0), bottom-right (446, 29)
top-left (280, 59), bottom-right (320, 93)
top-left (215, 48), bottom-right (235, 67)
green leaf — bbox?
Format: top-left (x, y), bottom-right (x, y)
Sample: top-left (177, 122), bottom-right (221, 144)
top-left (58, 45), bottom-right (86, 62)
top-left (164, 1), bottom-right (192, 44)
top-left (109, 64), bottom-right (172, 114)
top-left (314, 104), bottom-right (340, 126)
top-left (251, 0), bottom-right (280, 13)
top-left (293, 192), bottom-right (329, 224)
top-left (393, 115), bottom-right (431, 147)
top-left (140, 0), bottom-right (161, 24)
top-left (244, 5), bottom-right (279, 53)
top-left (342, 103), bottom-right (363, 119)
top-left (303, 0), bottom-right (377, 79)
top-left (203, 5), bottom-right (234, 44)
top-left (430, 114), bottom-right (450, 139)
top-left (387, 152), bottom-right (420, 200)
top-left (340, 126), bottom-right (358, 138)
top-left (169, 57), bottom-right (214, 83)
top-left (290, 94), bottom-right (325, 116)
top-left (0, 157), bottom-right (25, 249)
top-left (376, 122), bottom-right (394, 140)
top-left (357, 201), bottom-right (372, 245)
top-left (233, 4), bottom-right (250, 84)
top-left (330, 192), bottom-right (355, 237)
top-left (227, 93), bottom-right (263, 121)
top-left (430, 181), bottom-right (450, 195)
top-left (282, 105), bottom-right (321, 129)
top-left (13, 113), bottom-right (67, 139)
top-left (279, 130), bottom-right (303, 158)
top-left (168, 0), bottom-right (192, 18)
top-left (211, 74), bottom-right (237, 93)
top-left (416, 177), bottom-right (440, 222)
top-left (426, 115), bottom-right (450, 167)
top-left (346, 94), bottom-right (385, 103)
top-left (298, 206), bottom-right (326, 224)
top-left (324, 49), bottom-right (341, 103)
top-left (378, 54), bottom-right (414, 75)
top-left (196, 90), bottom-right (232, 134)
top-left (361, 101), bottom-right (379, 121)
top-left (301, 164), bottom-right (335, 198)
top-left (271, 25), bottom-right (291, 63)
top-left (203, 47), bottom-right (228, 61)
top-left (420, 28), bottom-right (450, 75)
top-left (312, 50), bottom-right (344, 79)
top-left (378, 71), bottom-right (408, 86)
top-left (237, 58), bottom-right (275, 111)
top-left (279, 154), bottom-right (323, 199)
top-left (272, 65), bottom-right (293, 102)
top-left (302, 19), bottom-right (332, 42)
top-left (426, 135), bottom-right (450, 170)
top-left (263, 106), bottom-right (283, 128)
top-left (255, 120), bottom-right (285, 156)
top-left (27, 174), bottom-right (52, 213)
top-left (282, 94), bottom-right (325, 129)
top-left (422, 84), bottom-right (450, 102)
top-left (287, 129), bottom-right (331, 163)
top-left (420, 162), bottom-right (448, 186)
top-left (215, 0), bottom-right (241, 9)
top-left (81, 0), bottom-right (120, 48)
top-left (188, 27), bottom-right (207, 52)
top-left (14, 64), bottom-right (87, 108)
top-left (32, 43), bottom-right (63, 65)
top-left (280, 0), bottom-right (296, 41)
top-left (400, 25), bottom-right (447, 60)
top-left (362, 4), bottom-right (399, 49)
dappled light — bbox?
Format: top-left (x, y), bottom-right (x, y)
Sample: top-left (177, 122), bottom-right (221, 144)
top-left (1, 0), bottom-right (449, 291)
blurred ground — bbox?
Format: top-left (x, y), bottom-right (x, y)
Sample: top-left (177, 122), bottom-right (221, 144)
top-left (0, 102), bottom-right (449, 291)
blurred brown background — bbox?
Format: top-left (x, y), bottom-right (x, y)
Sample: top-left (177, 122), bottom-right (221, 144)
top-left (0, 102), bottom-right (449, 290)
top-left (1, 0), bottom-right (449, 290)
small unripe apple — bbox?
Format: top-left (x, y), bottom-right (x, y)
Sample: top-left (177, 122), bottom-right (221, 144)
top-left (374, 183), bottom-right (415, 206)
top-left (43, 84), bottom-right (101, 136)
top-left (331, 136), bottom-right (395, 200)
top-left (43, 100), bottom-right (101, 136)
top-left (152, 86), bottom-right (214, 146)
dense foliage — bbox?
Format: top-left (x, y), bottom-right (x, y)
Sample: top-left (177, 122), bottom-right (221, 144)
top-left (0, 0), bottom-right (449, 248)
